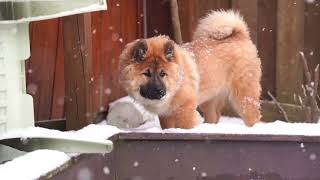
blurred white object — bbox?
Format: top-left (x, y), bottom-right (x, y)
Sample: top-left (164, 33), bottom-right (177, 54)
top-left (107, 96), bottom-right (158, 128)
top-left (0, 22), bottom-right (34, 135)
top-left (106, 96), bottom-right (204, 128)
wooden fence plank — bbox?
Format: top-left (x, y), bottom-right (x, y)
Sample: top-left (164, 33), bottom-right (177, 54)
top-left (91, 12), bottom-right (104, 114)
top-left (27, 19), bottom-right (59, 121)
top-left (257, 0), bottom-right (277, 99)
top-left (119, 0), bottom-right (140, 96)
top-left (137, 0), bottom-right (145, 38)
top-left (109, 0), bottom-right (122, 101)
top-left (178, 0), bottom-right (231, 42)
top-left (177, 0), bottom-right (197, 42)
top-left (63, 14), bottom-right (93, 130)
top-left (51, 19), bottom-right (65, 119)
top-left (276, 0), bottom-right (304, 104)
top-left (232, 0), bottom-right (258, 45)
top-left (25, 1), bottom-right (318, 125)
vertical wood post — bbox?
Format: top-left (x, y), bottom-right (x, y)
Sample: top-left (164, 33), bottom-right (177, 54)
top-left (276, 0), bottom-right (304, 104)
top-left (63, 13), bottom-right (93, 130)
top-left (170, 0), bottom-right (183, 44)
top-left (232, 0), bottom-right (258, 45)
top-left (177, 0), bottom-right (197, 42)
top-left (257, 0), bottom-right (277, 99)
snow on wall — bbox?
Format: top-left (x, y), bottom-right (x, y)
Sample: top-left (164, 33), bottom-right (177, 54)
top-left (0, 150), bottom-right (70, 180)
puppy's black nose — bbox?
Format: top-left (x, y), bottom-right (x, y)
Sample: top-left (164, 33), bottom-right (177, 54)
top-left (140, 84), bottom-right (166, 100)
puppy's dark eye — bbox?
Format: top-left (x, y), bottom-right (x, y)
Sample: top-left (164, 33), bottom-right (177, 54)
top-left (143, 69), bottom-right (152, 77)
top-left (132, 40), bottom-right (147, 63)
top-left (159, 70), bottom-right (166, 78)
top-left (164, 41), bottom-right (174, 61)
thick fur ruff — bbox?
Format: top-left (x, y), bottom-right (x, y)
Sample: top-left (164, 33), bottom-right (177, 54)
top-left (119, 10), bottom-right (262, 129)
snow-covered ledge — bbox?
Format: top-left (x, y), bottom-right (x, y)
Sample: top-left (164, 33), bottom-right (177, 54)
top-left (1, 96), bottom-right (320, 179)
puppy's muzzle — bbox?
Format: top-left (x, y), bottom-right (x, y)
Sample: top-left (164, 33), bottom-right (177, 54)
top-left (140, 83), bottom-right (166, 100)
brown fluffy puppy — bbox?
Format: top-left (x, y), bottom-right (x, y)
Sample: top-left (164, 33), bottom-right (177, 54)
top-left (119, 10), bottom-right (261, 129)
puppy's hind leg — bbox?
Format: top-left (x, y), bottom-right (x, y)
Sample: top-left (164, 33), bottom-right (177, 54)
top-left (200, 96), bottom-right (225, 124)
top-left (229, 78), bottom-right (261, 127)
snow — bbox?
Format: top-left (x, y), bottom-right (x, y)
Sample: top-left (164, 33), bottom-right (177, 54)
top-left (0, 3), bottom-right (107, 24)
top-left (0, 150), bottom-right (70, 180)
top-left (1, 124), bottom-right (118, 145)
top-left (122, 116), bottom-right (320, 136)
top-left (1, 95), bottom-right (320, 179)
top-left (309, 153), bottom-right (317, 161)
top-left (133, 161), bottom-right (139, 167)
top-left (0, 124), bottom-right (118, 180)
top-left (103, 96), bottom-right (320, 136)
top-left (201, 172), bottom-right (207, 177)
top-left (103, 166), bottom-right (110, 175)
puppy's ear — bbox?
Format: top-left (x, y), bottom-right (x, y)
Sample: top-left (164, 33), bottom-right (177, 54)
top-left (164, 40), bottom-right (175, 61)
top-left (131, 39), bottom-right (148, 63)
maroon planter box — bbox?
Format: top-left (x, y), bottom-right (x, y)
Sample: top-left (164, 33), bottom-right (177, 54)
top-left (47, 133), bottom-right (320, 180)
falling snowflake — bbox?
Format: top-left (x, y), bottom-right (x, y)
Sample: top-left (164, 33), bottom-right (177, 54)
top-left (133, 161), bottom-right (139, 167)
top-left (309, 51), bottom-right (314, 56)
top-left (201, 172), bottom-right (207, 177)
top-left (77, 167), bottom-right (92, 180)
top-left (309, 153), bottom-right (317, 161)
top-left (104, 88), bottom-right (112, 95)
top-left (85, 112), bottom-right (91, 117)
top-left (103, 166), bottom-right (110, 175)
top-left (112, 33), bottom-right (120, 42)
top-left (27, 83), bottom-right (38, 95)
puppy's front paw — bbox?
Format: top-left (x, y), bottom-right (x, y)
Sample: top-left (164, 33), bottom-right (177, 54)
top-left (160, 107), bottom-right (198, 129)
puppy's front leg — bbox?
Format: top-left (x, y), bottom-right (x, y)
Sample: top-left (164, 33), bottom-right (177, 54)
top-left (160, 101), bottom-right (198, 129)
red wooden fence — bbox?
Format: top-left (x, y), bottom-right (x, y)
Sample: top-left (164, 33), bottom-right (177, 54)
top-left (27, 0), bottom-right (144, 127)
top-left (27, 0), bottom-right (319, 129)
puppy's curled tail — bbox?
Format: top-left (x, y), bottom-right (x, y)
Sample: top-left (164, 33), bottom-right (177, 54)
top-left (193, 10), bottom-right (249, 40)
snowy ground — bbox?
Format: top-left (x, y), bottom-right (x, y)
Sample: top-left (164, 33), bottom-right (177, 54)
top-left (1, 96), bottom-right (320, 179)
top-left (104, 96), bottom-right (320, 136)
top-left (0, 150), bottom-right (70, 180)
